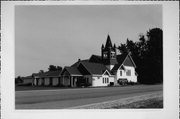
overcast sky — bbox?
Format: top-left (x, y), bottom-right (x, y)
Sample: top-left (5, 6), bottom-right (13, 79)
top-left (15, 5), bottom-right (162, 77)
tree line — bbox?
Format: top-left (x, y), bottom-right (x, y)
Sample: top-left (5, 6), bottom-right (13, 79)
top-left (118, 28), bottom-right (163, 84)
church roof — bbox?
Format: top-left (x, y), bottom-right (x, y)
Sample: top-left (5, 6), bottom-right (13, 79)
top-left (89, 55), bottom-right (102, 63)
top-left (21, 75), bottom-right (33, 80)
top-left (116, 53), bottom-right (128, 64)
top-left (71, 59), bottom-right (89, 67)
top-left (41, 70), bottom-right (62, 77)
top-left (111, 53), bottom-right (136, 72)
top-left (80, 62), bottom-right (110, 75)
top-left (63, 66), bottom-right (82, 76)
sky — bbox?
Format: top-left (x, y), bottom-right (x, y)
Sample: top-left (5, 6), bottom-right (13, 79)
top-left (15, 5), bottom-right (162, 77)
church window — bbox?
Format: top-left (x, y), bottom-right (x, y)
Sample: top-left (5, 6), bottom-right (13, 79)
top-left (126, 70), bottom-right (131, 76)
top-left (104, 53), bottom-right (107, 58)
top-left (120, 71), bottom-right (122, 76)
top-left (111, 52), bottom-right (115, 58)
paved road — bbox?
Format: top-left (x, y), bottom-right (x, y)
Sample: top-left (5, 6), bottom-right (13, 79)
top-left (15, 85), bottom-right (163, 109)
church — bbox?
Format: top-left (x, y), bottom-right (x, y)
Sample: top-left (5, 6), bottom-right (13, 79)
top-left (60, 35), bottom-right (138, 87)
top-left (29, 35), bottom-right (137, 87)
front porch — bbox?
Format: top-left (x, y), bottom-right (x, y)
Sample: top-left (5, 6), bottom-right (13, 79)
top-left (61, 75), bottom-right (91, 87)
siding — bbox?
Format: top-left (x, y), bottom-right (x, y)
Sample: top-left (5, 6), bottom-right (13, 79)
top-left (92, 75), bottom-right (114, 87)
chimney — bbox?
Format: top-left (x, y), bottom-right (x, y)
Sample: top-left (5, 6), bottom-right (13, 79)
top-left (78, 58), bottom-right (81, 62)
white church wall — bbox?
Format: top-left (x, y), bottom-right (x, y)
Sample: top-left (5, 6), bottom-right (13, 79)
top-left (116, 66), bottom-right (137, 83)
top-left (92, 75), bottom-right (114, 87)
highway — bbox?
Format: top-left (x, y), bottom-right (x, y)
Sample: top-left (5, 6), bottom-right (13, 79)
top-left (15, 84), bottom-right (162, 109)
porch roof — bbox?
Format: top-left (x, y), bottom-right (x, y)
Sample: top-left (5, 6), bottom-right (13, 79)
top-left (41, 70), bottom-right (62, 77)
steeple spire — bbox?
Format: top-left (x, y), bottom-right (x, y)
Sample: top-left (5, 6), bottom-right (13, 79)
top-left (113, 43), bottom-right (116, 48)
top-left (101, 44), bottom-right (104, 49)
top-left (105, 34), bottom-right (113, 48)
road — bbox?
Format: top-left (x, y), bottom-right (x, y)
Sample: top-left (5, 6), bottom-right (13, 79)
top-left (15, 85), bottom-right (162, 109)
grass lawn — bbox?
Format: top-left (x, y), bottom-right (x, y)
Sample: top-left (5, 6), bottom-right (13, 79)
top-left (109, 97), bottom-right (163, 108)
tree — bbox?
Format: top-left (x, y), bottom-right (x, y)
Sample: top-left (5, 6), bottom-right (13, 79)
top-left (118, 43), bottom-right (128, 54)
top-left (57, 66), bottom-right (62, 71)
top-left (48, 65), bottom-right (62, 71)
top-left (118, 28), bottom-right (163, 84)
top-left (39, 70), bottom-right (44, 74)
top-left (48, 65), bottom-right (57, 71)
top-left (145, 28), bottom-right (163, 83)
top-left (15, 76), bottom-right (23, 84)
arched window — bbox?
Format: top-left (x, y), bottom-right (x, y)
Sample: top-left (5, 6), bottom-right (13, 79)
top-left (103, 52), bottom-right (108, 58)
top-left (120, 70), bottom-right (122, 76)
top-left (111, 52), bottom-right (115, 58)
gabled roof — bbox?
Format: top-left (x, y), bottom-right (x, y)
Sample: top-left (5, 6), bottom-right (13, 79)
top-left (32, 73), bottom-right (40, 77)
top-left (111, 53), bottom-right (136, 72)
top-left (116, 53), bottom-right (128, 64)
top-left (32, 70), bottom-right (62, 78)
top-left (80, 62), bottom-right (110, 75)
top-left (71, 59), bottom-right (89, 67)
top-left (62, 66), bottom-right (82, 76)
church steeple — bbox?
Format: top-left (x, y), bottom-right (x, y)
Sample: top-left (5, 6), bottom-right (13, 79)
top-left (101, 34), bottom-right (117, 69)
top-left (105, 34), bottom-right (113, 49)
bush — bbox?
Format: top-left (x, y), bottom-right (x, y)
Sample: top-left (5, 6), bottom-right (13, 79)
top-left (109, 82), bottom-right (114, 86)
top-left (118, 79), bottom-right (128, 85)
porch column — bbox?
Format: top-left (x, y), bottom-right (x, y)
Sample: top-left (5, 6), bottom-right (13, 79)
top-left (35, 79), bottom-right (37, 86)
top-left (33, 79), bottom-right (36, 86)
top-left (36, 79), bottom-right (38, 86)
